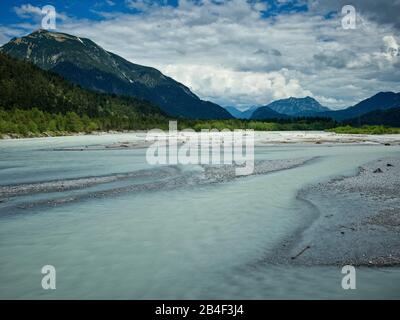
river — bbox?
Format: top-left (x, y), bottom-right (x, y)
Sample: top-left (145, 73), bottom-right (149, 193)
top-left (0, 133), bottom-right (399, 299)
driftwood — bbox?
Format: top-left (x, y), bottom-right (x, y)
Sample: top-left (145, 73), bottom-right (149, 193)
top-left (339, 225), bottom-right (356, 231)
top-left (291, 245), bottom-right (311, 260)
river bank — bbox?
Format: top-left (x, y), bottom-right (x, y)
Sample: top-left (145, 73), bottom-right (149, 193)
top-left (282, 157), bottom-right (400, 267)
top-left (2, 130), bottom-right (400, 147)
top-left (1, 138), bottom-right (400, 298)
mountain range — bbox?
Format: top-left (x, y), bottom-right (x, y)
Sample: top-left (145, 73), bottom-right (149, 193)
top-left (250, 106), bottom-right (290, 120)
top-left (344, 107), bottom-right (400, 127)
top-left (320, 92), bottom-right (400, 121)
top-left (250, 96), bottom-right (328, 120)
top-left (224, 106), bottom-right (259, 119)
top-left (0, 51), bottom-right (168, 132)
top-left (0, 29), bottom-right (232, 120)
top-left (1, 30), bottom-right (399, 126)
top-left (249, 94), bottom-right (400, 123)
top-left (260, 97), bottom-right (330, 116)
top-left (226, 97), bottom-right (330, 121)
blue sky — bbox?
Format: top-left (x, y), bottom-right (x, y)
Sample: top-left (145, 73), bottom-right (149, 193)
top-left (0, 1), bottom-right (399, 109)
top-left (0, 0), bottom-right (309, 24)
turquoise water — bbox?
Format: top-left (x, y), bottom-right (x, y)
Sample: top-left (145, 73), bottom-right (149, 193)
top-left (0, 134), bottom-right (399, 299)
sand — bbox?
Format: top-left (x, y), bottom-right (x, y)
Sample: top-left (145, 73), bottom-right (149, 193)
top-left (3, 131), bottom-right (400, 148)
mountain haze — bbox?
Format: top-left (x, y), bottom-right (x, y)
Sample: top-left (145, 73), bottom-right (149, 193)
top-left (224, 106), bottom-right (244, 118)
top-left (224, 106), bottom-right (258, 119)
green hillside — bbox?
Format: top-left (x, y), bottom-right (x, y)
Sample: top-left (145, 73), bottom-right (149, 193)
top-left (1, 30), bottom-right (232, 120)
top-left (0, 52), bottom-right (168, 137)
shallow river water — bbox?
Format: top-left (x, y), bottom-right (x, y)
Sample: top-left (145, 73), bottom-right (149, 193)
top-left (0, 134), bottom-right (399, 299)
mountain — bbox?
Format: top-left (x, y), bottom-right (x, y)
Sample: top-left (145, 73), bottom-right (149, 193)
top-left (321, 92), bottom-right (400, 121)
top-left (250, 106), bottom-right (290, 120)
top-left (345, 107), bottom-right (400, 127)
top-left (224, 106), bottom-right (244, 118)
top-left (241, 106), bottom-right (259, 119)
top-left (224, 106), bottom-right (258, 119)
top-left (0, 52), bottom-right (165, 120)
top-left (261, 96), bottom-right (330, 116)
top-left (0, 29), bottom-right (232, 120)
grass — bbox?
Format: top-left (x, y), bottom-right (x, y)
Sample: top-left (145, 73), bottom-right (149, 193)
top-left (328, 125), bottom-right (400, 135)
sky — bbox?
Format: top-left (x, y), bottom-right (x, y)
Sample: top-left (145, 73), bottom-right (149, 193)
top-left (0, 0), bottom-right (399, 110)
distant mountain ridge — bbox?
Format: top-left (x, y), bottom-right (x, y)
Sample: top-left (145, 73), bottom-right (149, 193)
top-left (224, 106), bottom-right (258, 119)
top-left (250, 96), bottom-right (328, 120)
top-left (320, 92), bottom-right (400, 121)
top-left (224, 106), bottom-right (244, 118)
top-left (2, 30), bottom-right (399, 125)
top-left (262, 96), bottom-right (330, 116)
top-left (251, 92), bottom-right (400, 124)
top-left (241, 106), bottom-right (259, 119)
top-left (0, 29), bottom-right (232, 120)
top-left (345, 107), bottom-right (400, 127)
top-left (250, 106), bottom-right (290, 120)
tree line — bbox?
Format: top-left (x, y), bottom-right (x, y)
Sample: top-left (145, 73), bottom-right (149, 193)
top-left (1, 52), bottom-right (397, 137)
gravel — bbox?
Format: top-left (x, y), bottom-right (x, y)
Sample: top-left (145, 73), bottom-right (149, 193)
top-left (285, 157), bottom-right (400, 267)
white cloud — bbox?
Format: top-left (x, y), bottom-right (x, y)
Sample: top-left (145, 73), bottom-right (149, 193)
top-left (382, 35), bottom-right (399, 60)
top-left (125, 0), bottom-right (167, 11)
top-left (14, 4), bottom-right (42, 19)
top-left (163, 64), bottom-right (312, 106)
top-left (308, 0), bottom-right (400, 27)
top-left (13, 3), bottom-right (68, 23)
top-left (5, 0), bottom-right (400, 108)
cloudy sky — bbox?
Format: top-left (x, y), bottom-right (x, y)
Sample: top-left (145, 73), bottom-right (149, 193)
top-left (0, 0), bottom-right (399, 109)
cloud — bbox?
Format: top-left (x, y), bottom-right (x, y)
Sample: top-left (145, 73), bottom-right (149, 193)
top-left (13, 3), bottom-right (68, 23)
top-left (125, 0), bottom-right (167, 12)
top-left (4, 0), bottom-right (400, 108)
top-left (314, 49), bottom-right (353, 69)
top-left (308, 0), bottom-right (400, 29)
top-left (0, 26), bottom-right (27, 45)
top-left (163, 64), bottom-right (312, 106)
top-left (313, 34), bottom-right (400, 70)
top-left (382, 35), bottom-right (399, 59)
top-left (14, 4), bottom-right (42, 19)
